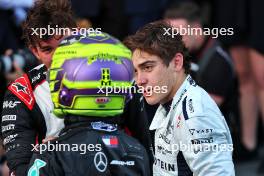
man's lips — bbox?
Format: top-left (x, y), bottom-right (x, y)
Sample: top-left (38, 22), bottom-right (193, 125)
top-left (143, 88), bottom-right (152, 97)
top-left (143, 92), bottom-right (150, 97)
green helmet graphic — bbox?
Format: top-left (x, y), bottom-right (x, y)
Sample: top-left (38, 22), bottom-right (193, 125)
top-left (49, 33), bottom-right (133, 117)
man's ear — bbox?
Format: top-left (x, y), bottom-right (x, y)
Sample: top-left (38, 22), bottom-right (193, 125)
top-left (171, 53), bottom-right (184, 72)
top-left (29, 45), bottom-right (40, 60)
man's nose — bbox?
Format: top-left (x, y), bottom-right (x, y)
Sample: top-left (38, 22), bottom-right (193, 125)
top-left (136, 73), bottom-right (147, 86)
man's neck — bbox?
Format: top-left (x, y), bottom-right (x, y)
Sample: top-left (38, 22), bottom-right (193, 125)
top-left (162, 73), bottom-right (187, 105)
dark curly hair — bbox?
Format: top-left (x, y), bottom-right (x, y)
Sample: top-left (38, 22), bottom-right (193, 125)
top-left (123, 20), bottom-right (190, 74)
top-left (22, 0), bottom-right (76, 47)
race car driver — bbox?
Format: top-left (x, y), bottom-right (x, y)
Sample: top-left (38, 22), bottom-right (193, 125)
top-left (27, 33), bottom-right (150, 176)
top-left (124, 20), bottom-right (235, 175)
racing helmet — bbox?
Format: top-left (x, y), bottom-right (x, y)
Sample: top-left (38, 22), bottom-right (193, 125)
top-left (49, 33), bottom-right (133, 117)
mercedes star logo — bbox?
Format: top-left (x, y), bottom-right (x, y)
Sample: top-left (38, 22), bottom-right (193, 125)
top-left (94, 152), bottom-right (108, 172)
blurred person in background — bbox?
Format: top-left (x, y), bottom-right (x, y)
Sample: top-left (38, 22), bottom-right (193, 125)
top-left (163, 2), bottom-right (238, 142)
top-left (27, 33), bottom-right (150, 176)
top-left (213, 0), bottom-right (264, 168)
top-left (164, 1), bottom-right (234, 111)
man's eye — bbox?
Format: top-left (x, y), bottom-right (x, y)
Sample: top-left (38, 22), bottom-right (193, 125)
top-left (143, 66), bottom-right (152, 72)
top-left (42, 48), bottom-right (52, 53)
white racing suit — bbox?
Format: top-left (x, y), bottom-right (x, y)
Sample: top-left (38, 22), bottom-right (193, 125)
top-left (150, 75), bottom-right (235, 176)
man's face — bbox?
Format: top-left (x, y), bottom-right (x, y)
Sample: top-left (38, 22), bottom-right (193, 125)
top-left (30, 36), bottom-right (64, 68)
top-left (168, 19), bottom-right (200, 52)
top-left (132, 49), bottom-right (178, 105)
